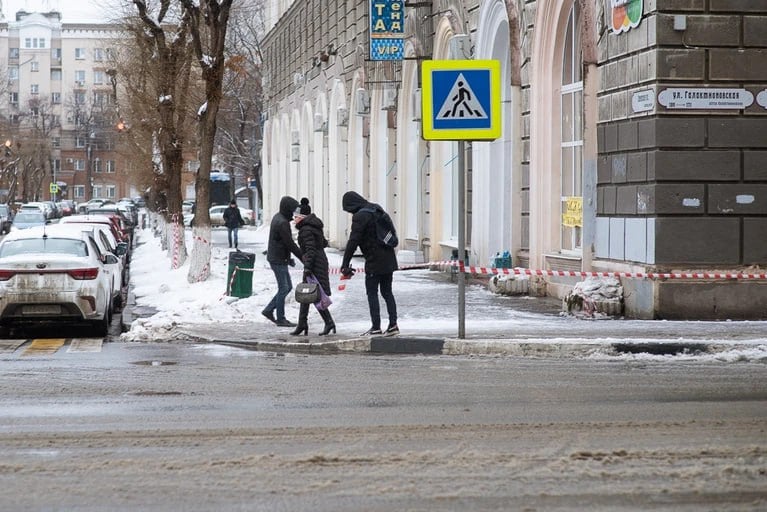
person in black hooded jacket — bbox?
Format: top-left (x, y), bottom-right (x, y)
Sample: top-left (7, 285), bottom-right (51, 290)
top-left (290, 198), bottom-right (335, 337)
top-left (340, 191), bottom-right (399, 336)
top-left (262, 196), bottom-right (303, 327)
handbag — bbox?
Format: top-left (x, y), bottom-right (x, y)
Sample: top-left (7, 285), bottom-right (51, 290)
top-left (295, 281), bottom-right (319, 304)
top-left (307, 275), bottom-right (332, 311)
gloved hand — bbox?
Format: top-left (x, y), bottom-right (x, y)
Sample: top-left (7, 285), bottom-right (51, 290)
top-left (340, 267), bottom-right (355, 278)
top-left (288, 258), bottom-right (296, 267)
top-left (302, 270), bottom-right (312, 280)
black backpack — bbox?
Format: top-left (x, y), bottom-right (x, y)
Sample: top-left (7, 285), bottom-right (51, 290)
top-left (360, 206), bottom-right (398, 248)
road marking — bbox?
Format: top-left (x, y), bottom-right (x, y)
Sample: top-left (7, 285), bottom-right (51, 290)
top-left (0, 340), bottom-right (27, 354)
top-left (21, 339), bottom-right (66, 357)
top-left (67, 338), bottom-right (104, 353)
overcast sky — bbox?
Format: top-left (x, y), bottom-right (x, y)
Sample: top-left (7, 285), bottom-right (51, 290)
top-left (2, 0), bottom-right (109, 22)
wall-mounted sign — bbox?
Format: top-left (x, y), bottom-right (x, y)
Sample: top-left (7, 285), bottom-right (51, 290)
top-left (369, 0), bottom-right (404, 61)
top-left (631, 89), bottom-right (655, 113)
top-left (757, 90), bottom-right (767, 109)
top-left (609, 0), bottom-right (643, 35)
top-left (658, 88), bottom-right (754, 110)
top-left (562, 197), bottom-right (583, 228)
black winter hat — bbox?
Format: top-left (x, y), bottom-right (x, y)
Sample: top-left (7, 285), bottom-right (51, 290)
top-left (295, 197), bottom-right (311, 216)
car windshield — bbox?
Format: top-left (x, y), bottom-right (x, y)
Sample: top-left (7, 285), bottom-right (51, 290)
top-left (14, 212), bottom-right (45, 222)
top-left (0, 238), bottom-right (88, 258)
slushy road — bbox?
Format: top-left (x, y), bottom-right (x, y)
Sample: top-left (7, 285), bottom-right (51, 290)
top-left (0, 341), bottom-right (765, 511)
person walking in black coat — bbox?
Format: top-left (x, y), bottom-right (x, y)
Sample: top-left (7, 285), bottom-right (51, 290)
top-left (222, 200), bottom-right (245, 249)
top-left (262, 196), bottom-right (303, 327)
top-left (340, 191), bottom-right (399, 336)
top-left (290, 198), bottom-right (335, 337)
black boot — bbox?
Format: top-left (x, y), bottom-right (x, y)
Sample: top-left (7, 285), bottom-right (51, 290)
top-left (290, 303), bottom-right (309, 336)
top-left (318, 308), bottom-right (336, 336)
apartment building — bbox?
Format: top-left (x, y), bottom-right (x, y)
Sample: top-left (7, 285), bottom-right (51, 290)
top-left (0, 9), bottom-right (131, 203)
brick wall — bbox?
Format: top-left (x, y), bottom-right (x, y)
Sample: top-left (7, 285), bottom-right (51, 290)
top-left (597, 1), bottom-right (767, 268)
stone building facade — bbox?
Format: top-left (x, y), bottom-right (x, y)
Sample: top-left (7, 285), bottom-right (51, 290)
top-left (260, 0), bottom-right (767, 319)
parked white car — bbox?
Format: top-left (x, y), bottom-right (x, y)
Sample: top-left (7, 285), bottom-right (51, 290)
top-left (187, 205), bottom-right (254, 227)
top-left (0, 225), bottom-right (116, 336)
top-left (47, 224), bottom-right (127, 309)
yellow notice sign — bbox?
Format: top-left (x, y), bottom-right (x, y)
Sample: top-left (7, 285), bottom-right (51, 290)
top-left (562, 197), bottom-right (583, 227)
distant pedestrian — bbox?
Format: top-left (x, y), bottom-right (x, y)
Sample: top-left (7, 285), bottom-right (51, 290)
top-left (223, 200), bottom-right (245, 249)
top-left (262, 196), bottom-right (303, 327)
top-left (340, 191), bottom-right (399, 336)
top-left (290, 198), bottom-right (335, 338)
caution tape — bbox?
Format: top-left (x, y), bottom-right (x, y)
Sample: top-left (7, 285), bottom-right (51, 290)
top-left (321, 261), bottom-right (767, 281)
top-left (222, 259), bottom-right (767, 299)
top-left (433, 261), bottom-right (767, 280)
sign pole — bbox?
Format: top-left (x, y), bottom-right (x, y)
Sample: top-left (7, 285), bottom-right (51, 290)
top-left (421, 59), bottom-right (501, 340)
top-left (457, 140), bottom-right (466, 339)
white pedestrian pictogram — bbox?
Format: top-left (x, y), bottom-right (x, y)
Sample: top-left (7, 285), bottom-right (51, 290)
top-left (437, 73), bottom-right (488, 120)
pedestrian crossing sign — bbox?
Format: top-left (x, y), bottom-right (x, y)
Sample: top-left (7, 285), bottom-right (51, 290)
top-left (421, 60), bottom-right (501, 141)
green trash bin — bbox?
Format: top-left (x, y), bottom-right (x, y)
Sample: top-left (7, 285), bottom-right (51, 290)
top-left (227, 251), bottom-right (255, 297)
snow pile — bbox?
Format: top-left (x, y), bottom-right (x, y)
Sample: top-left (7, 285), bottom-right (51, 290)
top-left (120, 226), bottom-right (284, 342)
top-left (563, 277), bottom-right (623, 318)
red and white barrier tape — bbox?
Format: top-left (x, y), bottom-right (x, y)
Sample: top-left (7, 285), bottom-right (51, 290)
top-left (222, 259), bottom-right (766, 299)
top-left (433, 261), bottom-right (767, 280)
top-left (319, 261), bottom-right (767, 281)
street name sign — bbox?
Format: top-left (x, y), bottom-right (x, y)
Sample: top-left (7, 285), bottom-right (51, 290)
top-left (421, 60), bottom-right (501, 141)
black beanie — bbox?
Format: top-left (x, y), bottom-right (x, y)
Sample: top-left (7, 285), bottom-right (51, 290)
top-left (296, 197), bottom-right (311, 216)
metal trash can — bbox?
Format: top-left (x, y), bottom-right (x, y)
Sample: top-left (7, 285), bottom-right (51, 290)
top-left (226, 251), bottom-right (255, 298)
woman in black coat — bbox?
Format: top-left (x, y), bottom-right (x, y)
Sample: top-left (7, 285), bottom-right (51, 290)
top-left (291, 198), bottom-right (335, 336)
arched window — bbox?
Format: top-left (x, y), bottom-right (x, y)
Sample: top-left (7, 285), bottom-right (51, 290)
top-left (560, 2), bottom-right (583, 253)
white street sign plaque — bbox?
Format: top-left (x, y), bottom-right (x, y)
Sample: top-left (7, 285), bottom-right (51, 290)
top-left (658, 88), bottom-right (754, 110)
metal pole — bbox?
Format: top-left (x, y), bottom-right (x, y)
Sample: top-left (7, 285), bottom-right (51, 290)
top-left (457, 140), bottom-right (466, 339)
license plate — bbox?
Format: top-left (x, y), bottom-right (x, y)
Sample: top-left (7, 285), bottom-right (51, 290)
top-left (22, 305), bottom-right (61, 315)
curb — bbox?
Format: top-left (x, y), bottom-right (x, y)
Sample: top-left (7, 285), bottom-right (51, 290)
top-left (172, 331), bottom-right (764, 359)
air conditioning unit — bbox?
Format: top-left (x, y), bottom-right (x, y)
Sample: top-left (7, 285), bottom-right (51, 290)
top-left (337, 106), bottom-right (348, 127)
top-left (313, 112), bottom-right (327, 133)
top-left (355, 88), bottom-right (370, 116)
top-left (382, 84), bottom-right (398, 111)
top-left (293, 72), bottom-right (305, 87)
top-left (66, 158), bottom-right (73, 163)
top-left (290, 130), bottom-right (300, 145)
top-left (75, 80), bottom-right (85, 87)
top-left (412, 88), bottom-right (422, 121)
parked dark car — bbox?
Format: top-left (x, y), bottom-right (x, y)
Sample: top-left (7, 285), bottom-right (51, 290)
top-left (0, 204), bottom-right (12, 234)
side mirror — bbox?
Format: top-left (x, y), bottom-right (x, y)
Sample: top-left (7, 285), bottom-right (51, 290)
top-left (102, 254), bottom-right (118, 265)
top-left (115, 242), bottom-right (128, 256)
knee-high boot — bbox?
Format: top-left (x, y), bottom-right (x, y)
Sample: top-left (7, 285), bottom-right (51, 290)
top-left (318, 308), bottom-right (336, 336)
top-left (290, 303), bottom-right (310, 336)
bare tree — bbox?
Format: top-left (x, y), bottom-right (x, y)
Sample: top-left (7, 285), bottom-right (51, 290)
top-left (131, 0), bottom-right (197, 267)
top-left (180, 0), bottom-right (233, 283)
top-left (16, 97), bottom-right (60, 202)
top-left (215, 0), bottom-right (265, 215)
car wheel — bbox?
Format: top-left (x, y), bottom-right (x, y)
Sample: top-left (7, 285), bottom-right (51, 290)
top-left (93, 309), bottom-right (109, 337)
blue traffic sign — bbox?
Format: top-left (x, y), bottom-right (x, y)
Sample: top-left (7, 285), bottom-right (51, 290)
top-left (422, 60), bottom-right (501, 141)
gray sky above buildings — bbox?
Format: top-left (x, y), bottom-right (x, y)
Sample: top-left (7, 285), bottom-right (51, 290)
top-left (2, 0), bottom-right (106, 22)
